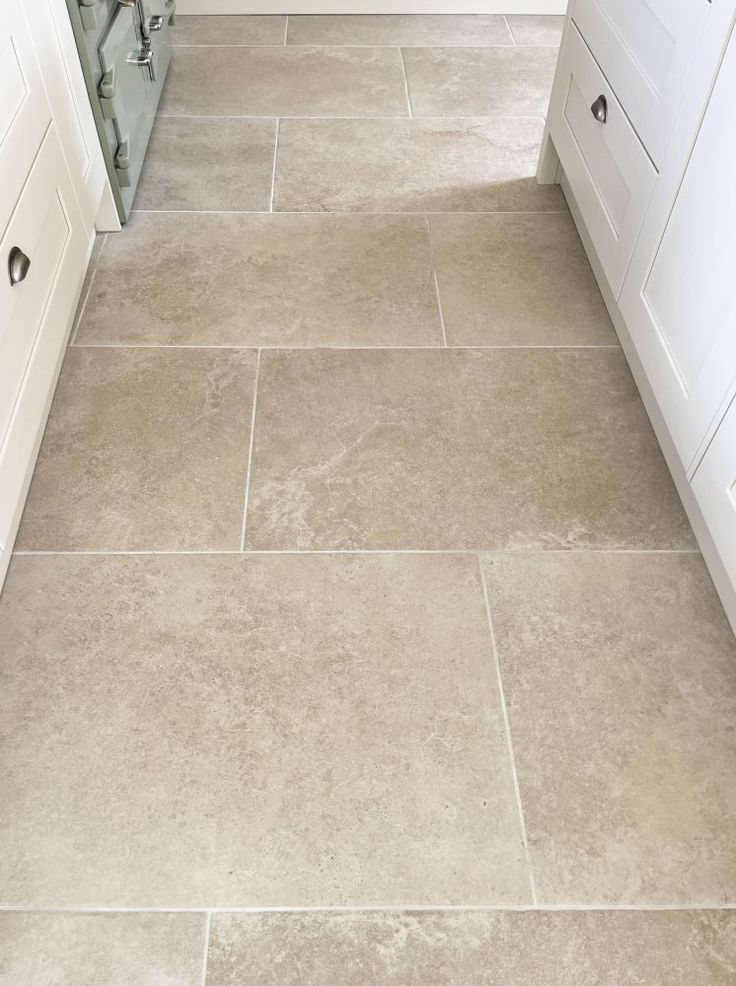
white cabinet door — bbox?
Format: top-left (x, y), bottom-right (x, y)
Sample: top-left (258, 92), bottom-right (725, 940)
top-left (25, 0), bottom-right (110, 231)
top-left (619, 26), bottom-right (736, 475)
top-left (572, 0), bottom-right (717, 167)
top-left (0, 5), bottom-right (52, 227)
top-left (692, 399), bottom-right (736, 595)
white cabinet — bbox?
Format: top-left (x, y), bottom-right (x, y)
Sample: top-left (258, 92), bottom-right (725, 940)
top-left (572, 0), bottom-right (712, 167)
top-left (0, 1), bottom-right (101, 588)
top-left (540, 1), bottom-right (736, 630)
top-left (620, 32), bottom-right (736, 474)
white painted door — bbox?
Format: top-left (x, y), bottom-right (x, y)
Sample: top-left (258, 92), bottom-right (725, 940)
top-left (619, 25), bottom-right (736, 475)
top-left (571, 0), bottom-right (715, 166)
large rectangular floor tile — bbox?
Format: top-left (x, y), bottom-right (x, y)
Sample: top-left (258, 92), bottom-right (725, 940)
top-left (206, 910), bottom-right (736, 986)
top-left (430, 213), bottom-right (616, 346)
top-left (403, 47), bottom-right (558, 117)
top-left (508, 14), bottom-right (566, 46)
top-left (0, 912), bottom-right (204, 986)
top-left (274, 118), bottom-right (566, 212)
top-left (0, 553), bottom-right (530, 907)
top-left (484, 551), bottom-right (736, 904)
top-left (245, 349), bottom-right (694, 551)
top-left (16, 348), bottom-right (256, 551)
top-left (75, 213), bottom-right (442, 347)
top-left (173, 14), bottom-right (287, 45)
top-left (159, 46), bottom-right (408, 118)
top-left (287, 14), bottom-right (513, 46)
top-left (134, 117), bottom-right (276, 212)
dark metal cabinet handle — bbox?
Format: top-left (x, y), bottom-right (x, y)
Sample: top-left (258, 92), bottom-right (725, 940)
top-left (591, 95), bottom-right (608, 123)
top-left (8, 247), bottom-right (31, 286)
top-left (149, 14), bottom-right (164, 30)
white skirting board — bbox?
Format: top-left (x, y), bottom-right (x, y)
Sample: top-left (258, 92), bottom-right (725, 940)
top-left (176, 2), bottom-right (566, 14)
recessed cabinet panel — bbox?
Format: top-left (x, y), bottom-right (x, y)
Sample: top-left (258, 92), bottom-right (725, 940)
top-left (0, 6), bottom-right (52, 230)
top-left (549, 24), bottom-right (656, 294)
top-left (572, 0), bottom-right (711, 166)
top-left (620, 31), bottom-right (736, 472)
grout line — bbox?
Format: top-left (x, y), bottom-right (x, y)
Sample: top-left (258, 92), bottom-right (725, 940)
top-left (12, 548), bottom-right (702, 558)
top-left (239, 349), bottom-right (262, 552)
top-left (1, 903), bottom-right (734, 914)
top-left (130, 209), bottom-right (569, 216)
top-left (283, 14), bottom-right (288, 45)
top-left (398, 47), bottom-right (413, 117)
top-left (200, 911), bottom-right (212, 986)
top-left (479, 558), bottom-right (537, 905)
top-left (170, 43), bottom-right (551, 50)
top-left (269, 119), bottom-right (281, 213)
top-left (503, 15), bottom-right (517, 45)
top-left (155, 113), bottom-right (547, 121)
top-left (424, 215), bottom-right (448, 347)
top-left (68, 343), bottom-right (621, 352)
top-left (70, 234), bottom-right (107, 346)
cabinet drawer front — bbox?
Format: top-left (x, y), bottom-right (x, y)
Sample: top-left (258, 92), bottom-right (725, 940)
top-left (572, 0), bottom-right (713, 167)
top-left (549, 24), bottom-right (656, 295)
top-left (692, 399), bottom-right (736, 597)
top-left (0, 5), bottom-right (52, 230)
top-left (0, 126), bottom-right (88, 550)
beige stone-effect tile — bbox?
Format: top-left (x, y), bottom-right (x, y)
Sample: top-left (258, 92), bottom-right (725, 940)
top-left (134, 117), bottom-right (276, 212)
top-left (0, 912), bottom-right (204, 986)
top-left (430, 212), bottom-right (616, 346)
top-left (0, 552), bottom-right (530, 908)
top-left (159, 46), bottom-right (408, 118)
top-left (173, 14), bottom-right (287, 46)
top-left (508, 14), bottom-right (566, 46)
top-left (274, 118), bottom-right (566, 212)
top-left (16, 348), bottom-right (256, 551)
top-left (75, 213), bottom-right (442, 347)
top-left (403, 47), bottom-right (558, 117)
top-left (484, 551), bottom-right (736, 905)
top-left (287, 14), bottom-right (513, 46)
top-left (245, 349), bottom-right (694, 551)
top-left (206, 910), bottom-right (736, 986)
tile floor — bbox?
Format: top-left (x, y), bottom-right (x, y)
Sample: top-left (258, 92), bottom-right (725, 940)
top-left (1, 12), bottom-right (736, 984)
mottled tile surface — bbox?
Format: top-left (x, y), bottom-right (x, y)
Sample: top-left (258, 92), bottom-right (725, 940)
top-left (274, 118), bottom-right (566, 212)
top-left (159, 46), bottom-right (408, 117)
top-left (16, 348), bottom-right (256, 551)
top-left (135, 117), bottom-right (276, 212)
top-left (287, 14), bottom-right (513, 46)
top-left (484, 551), bottom-right (736, 904)
top-left (403, 47), bottom-right (558, 117)
top-left (76, 213), bottom-right (441, 347)
top-left (173, 14), bottom-right (286, 45)
top-left (0, 912), bottom-right (204, 986)
top-left (508, 14), bottom-right (566, 46)
top-left (207, 910), bottom-right (736, 986)
top-left (246, 349), bottom-right (694, 551)
top-left (0, 553), bottom-right (529, 907)
top-left (431, 213), bottom-right (616, 346)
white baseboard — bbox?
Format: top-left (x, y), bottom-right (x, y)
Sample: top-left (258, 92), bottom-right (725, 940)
top-left (176, 3), bottom-right (566, 15)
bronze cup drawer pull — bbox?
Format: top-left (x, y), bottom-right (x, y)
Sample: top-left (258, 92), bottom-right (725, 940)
top-left (8, 247), bottom-right (31, 287)
top-left (591, 94), bottom-right (608, 123)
